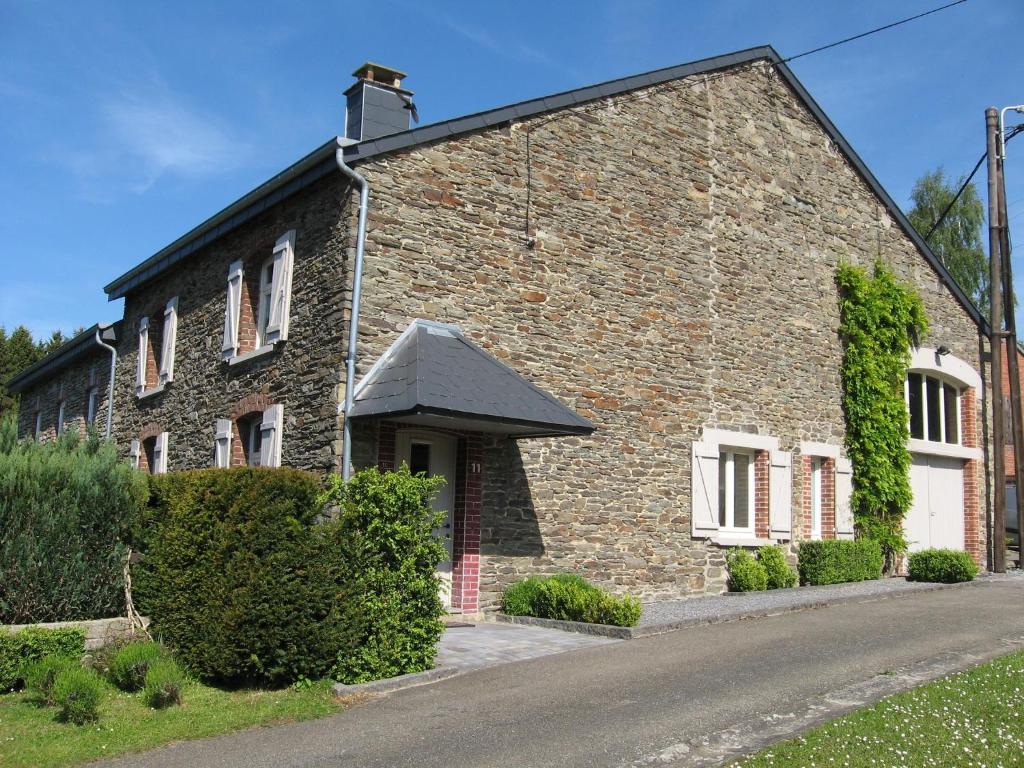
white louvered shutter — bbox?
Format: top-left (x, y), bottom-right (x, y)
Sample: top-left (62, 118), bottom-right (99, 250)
top-left (835, 457), bottom-right (855, 539)
top-left (159, 297), bottom-right (178, 384)
top-left (153, 432), bottom-right (169, 475)
top-left (129, 439), bottom-right (141, 469)
top-left (215, 419), bottom-right (233, 468)
top-left (259, 404), bottom-right (284, 468)
top-left (222, 261), bottom-right (243, 360)
top-left (264, 230), bottom-right (295, 344)
top-left (691, 441), bottom-right (720, 537)
top-left (136, 317), bottom-right (149, 395)
top-left (769, 450), bottom-right (792, 539)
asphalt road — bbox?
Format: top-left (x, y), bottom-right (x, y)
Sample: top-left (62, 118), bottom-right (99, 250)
top-left (101, 579), bottom-right (1024, 768)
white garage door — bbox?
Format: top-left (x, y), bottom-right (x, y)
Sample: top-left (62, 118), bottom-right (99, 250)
top-left (906, 454), bottom-right (965, 553)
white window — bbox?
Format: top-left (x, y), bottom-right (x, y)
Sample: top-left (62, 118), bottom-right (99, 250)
top-left (222, 260), bottom-right (243, 360)
top-left (718, 449), bottom-right (754, 533)
top-left (263, 230), bottom-right (295, 345)
top-left (907, 372), bottom-right (960, 445)
top-left (810, 457), bottom-right (823, 540)
top-left (240, 414), bottom-right (263, 467)
top-left (86, 388), bottom-right (98, 426)
top-left (217, 405), bottom-right (284, 469)
top-left (34, 410), bottom-right (42, 440)
top-left (256, 257), bottom-right (274, 348)
top-left (56, 400), bottom-right (66, 435)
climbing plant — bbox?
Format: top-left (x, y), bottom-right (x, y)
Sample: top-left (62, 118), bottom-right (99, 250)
top-left (836, 261), bottom-right (928, 573)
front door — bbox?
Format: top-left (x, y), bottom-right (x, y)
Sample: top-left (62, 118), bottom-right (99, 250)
top-left (397, 431), bottom-right (457, 608)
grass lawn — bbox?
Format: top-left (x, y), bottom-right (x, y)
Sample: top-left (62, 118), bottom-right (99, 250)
top-left (734, 650), bottom-right (1024, 767)
top-left (0, 677), bottom-right (347, 768)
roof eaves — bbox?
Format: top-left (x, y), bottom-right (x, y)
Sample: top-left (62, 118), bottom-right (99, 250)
top-left (6, 322), bottom-right (117, 394)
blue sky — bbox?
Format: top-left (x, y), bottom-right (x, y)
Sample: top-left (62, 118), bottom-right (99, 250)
top-left (1, 0), bottom-right (1023, 339)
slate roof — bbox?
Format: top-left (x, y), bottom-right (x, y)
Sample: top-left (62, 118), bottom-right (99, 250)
top-left (348, 320), bottom-right (595, 437)
top-left (100, 45), bottom-right (988, 337)
top-left (6, 322), bottom-right (119, 393)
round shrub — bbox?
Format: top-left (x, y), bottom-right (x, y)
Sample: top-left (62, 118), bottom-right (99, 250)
top-left (907, 548), bottom-right (979, 583)
top-left (24, 656), bottom-right (80, 704)
top-left (142, 658), bottom-right (185, 709)
top-left (108, 641), bottom-right (163, 692)
top-left (727, 549), bottom-right (768, 592)
top-left (499, 573), bottom-right (641, 627)
top-left (52, 666), bottom-right (104, 725)
top-left (501, 577), bottom-right (545, 616)
top-left (758, 545), bottom-right (798, 590)
top-left (140, 468), bottom-right (351, 687)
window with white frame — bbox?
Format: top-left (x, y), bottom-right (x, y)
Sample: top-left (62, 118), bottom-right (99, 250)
top-left (906, 372), bottom-right (960, 445)
top-left (34, 409), bottom-right (42, 440)
top-left (56, 400), bottom-right (66, 435)
top-left (256, 257), bottom-right (274, 348)
top-left (86, 387), bottom-right (98, 426)
top-left (238, 414), bottom-right (263, 467)
top-left (213, 405), bottom-right (284, 468)
top-left (222, 230), bottom-right (295, 362)
top-left (810, 457), bottom-right (823, 540)
top-left (717, 448), bottom-right (754, 533)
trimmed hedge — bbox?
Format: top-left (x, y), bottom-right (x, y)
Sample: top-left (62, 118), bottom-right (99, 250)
top-left (0, 429), bottom-right (148, 623)
top-left (138, 466), bottom-right (449, 688)
top-left (136, 468), bottom-right (350, 687)
top-left (500, 573), bottom-right (642, 627)
top-left (798, 539), bottom-right (883, 586)
top-left (727, 549), bottom-right (767, 592)
top-left (0, 626), bottom-right (85, 692)
top-left (907, 548), bottom-right (979, 583)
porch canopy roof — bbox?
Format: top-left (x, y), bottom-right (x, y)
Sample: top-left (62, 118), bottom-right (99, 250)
top-left (348, 319), bottom-right (595, 438)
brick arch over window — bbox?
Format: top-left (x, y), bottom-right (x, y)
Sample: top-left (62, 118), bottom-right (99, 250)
top-left (139, 422), bottom-right (165, 441)
top-left (230, 393), bottom-right (273, 421)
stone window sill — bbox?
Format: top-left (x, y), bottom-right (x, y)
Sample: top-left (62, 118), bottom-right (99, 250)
top-left (907, 439), bottom-right (982, 461)
top-left (136, 383), bottom-right (166, 401)
top-left (709, 534), bottom-right (779, 548)
top-left (226, 344), bottom-right (276, 367)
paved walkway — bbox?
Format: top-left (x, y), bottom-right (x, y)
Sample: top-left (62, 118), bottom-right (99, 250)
top-left (436, 621), bottom-right (617, 670)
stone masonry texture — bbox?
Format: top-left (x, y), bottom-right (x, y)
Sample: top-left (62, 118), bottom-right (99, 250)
top-left (16, 58), bottom-right (991, 608)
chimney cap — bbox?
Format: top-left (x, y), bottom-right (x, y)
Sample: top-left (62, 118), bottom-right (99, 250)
top-left (351, 62), bottom-right (408, 86)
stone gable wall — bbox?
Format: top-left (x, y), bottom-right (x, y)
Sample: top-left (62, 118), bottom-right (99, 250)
top-left (346, 60), bottom-right (988, 606)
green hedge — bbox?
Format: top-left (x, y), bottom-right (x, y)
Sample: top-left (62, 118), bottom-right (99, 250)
top-left (726, 549), bottom-right (767, 592)
top-left (137, 466), bottom-right (448, 688)
top-left (759, 545), bottom-right (798, 589)
top-left (798, 539), bottom-right (883, 586)
top-left (907, 549), bottom-right (979, 583)
top-left (322, 467), bottom-right (449, 684)
top-left (136, 468), bottom-right (349, 687)
top-left (0, 428), bottom-right (148, 623)
top-left (0, 626), bottom-right (86, 692)
top-left (501, 573), bottom-right (642, 627)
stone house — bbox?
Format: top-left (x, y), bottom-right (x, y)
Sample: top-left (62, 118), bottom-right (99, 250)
top-left (9, 46), bottom-right (993, 612)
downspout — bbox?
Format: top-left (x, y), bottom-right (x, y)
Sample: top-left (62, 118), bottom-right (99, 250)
top-left (336, 144), bottom-right (369, 481)
top-left (94, 328), bottom-right (117, 440)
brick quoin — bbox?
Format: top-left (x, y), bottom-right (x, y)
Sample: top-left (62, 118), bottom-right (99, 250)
top-left (754, 450), bottom-right (770, 539)
top-left (961, 387), bottom-right (985, 567)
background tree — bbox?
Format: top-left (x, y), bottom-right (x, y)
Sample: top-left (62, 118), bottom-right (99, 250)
top-left (0, 325), bottom-right (80, 420)
top-left (907, 168), bottom-right (988, 315)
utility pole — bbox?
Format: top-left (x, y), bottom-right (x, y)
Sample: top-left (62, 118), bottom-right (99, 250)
top-left (997, 119), bottom-right (1024, 569)
top-left (987, 106), bottom-right (1007, 573)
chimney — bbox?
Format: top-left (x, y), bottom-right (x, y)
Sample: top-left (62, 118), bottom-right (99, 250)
top-left (345, 62), bottom-right (414, 141)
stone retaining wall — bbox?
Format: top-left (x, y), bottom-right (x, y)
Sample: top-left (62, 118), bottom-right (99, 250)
top-left (4, 617), bottom-right (150, 651)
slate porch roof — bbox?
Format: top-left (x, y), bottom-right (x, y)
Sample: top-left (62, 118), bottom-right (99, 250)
top-left (348, 320), bottom-right (595, 438)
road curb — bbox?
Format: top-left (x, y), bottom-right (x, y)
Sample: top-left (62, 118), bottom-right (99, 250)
top-left (332, 665), bottom-right (463, 697)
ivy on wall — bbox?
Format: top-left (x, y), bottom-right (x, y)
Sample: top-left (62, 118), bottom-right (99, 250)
top-left (836, 261), bottom-right (928, 571)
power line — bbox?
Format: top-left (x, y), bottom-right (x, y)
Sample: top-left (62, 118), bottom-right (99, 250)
top-left (782, 0), bottom-right (970, 64)
top-left (923, 124), bottom-right (1024, 243)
